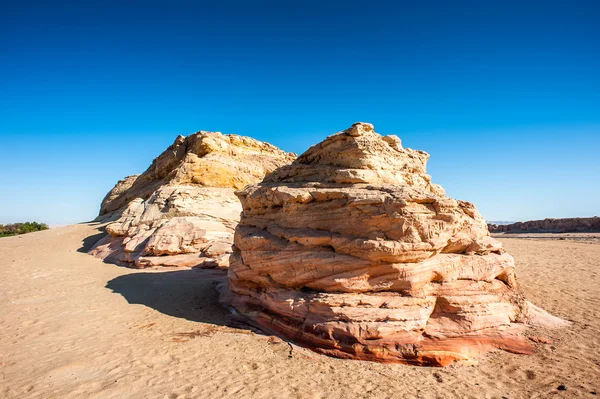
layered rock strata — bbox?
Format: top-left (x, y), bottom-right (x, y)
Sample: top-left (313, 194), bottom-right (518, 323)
top-left (90, 131), bottom-right (295, 268)
top-left (228, 122), bottom-right (569, 366)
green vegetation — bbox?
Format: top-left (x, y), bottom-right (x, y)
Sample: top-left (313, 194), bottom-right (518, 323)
top-left (0, 222), bottom-right (49, 237)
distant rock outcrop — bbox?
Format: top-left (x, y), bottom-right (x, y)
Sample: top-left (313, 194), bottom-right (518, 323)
top-left (489, 217), bottom-right (600, 233)
top-left (227, 122), bottom-right (569, 366)
top-left (90, 131), bottom-right (295, 268)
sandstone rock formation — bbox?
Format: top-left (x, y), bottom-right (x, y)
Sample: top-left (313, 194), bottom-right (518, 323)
top-left (90, 131), bottom-right (295, 268)
top-left (489, 217), bottom-right (600, 233)
top-left (228, 122), bottom-right (569, 366)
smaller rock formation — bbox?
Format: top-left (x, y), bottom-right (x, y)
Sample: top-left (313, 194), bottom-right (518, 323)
top-left (489, 217), bottom-right (600, 233)
top-left (90, 131), bottom-right (295, 268)
top-left (228, 122), bottom-right (569, 366)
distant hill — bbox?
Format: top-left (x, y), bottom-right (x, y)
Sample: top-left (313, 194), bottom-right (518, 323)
top-left (488, 217), bottom-right (600, 233)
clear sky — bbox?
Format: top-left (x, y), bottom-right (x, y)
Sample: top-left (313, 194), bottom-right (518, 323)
top-left (1, 0), bottom-right (598, 225)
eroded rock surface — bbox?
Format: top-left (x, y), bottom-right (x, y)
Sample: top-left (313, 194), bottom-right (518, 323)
top-left (90, 131), bottom-right (295, 268)
top-left (228, 122), bottom-right (569, 366)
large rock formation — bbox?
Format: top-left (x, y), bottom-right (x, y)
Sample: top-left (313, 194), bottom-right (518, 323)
top-left (489, 217), bottom-right (600, 233)
top-left (90, 131), bottom-right (295, 268)
top-left (228, 123), bottom-right (569, 366)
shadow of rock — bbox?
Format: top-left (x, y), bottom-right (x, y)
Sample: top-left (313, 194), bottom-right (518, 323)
top-left (78, 224), bottom-right (107, 253)
top-left (106, 268), bottom-right (234, 327)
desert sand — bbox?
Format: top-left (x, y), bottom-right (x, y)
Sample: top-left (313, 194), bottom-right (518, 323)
top-left (1, 223), bottom-right (598, 398)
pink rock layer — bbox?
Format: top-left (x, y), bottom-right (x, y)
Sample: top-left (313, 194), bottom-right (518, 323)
top-left (227, 122), bottom-right (569, 366)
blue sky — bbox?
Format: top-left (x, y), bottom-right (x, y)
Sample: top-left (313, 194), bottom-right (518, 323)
top-left (1, 0), bottom-right (598, 225)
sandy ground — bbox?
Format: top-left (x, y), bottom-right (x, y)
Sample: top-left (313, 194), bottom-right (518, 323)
top-left (1, 223), bottom-right (599, 399)
top-left (492, 232), bottom-right (600, 244)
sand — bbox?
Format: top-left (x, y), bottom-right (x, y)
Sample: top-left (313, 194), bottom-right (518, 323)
top-left (1, 223), bottom-right (599, 399)
top-left (492, 232), bottom-right (600, 244)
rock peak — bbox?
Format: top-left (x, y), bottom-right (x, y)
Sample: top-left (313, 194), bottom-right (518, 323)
top-left (100, 130), bottom-right (296, 215)
top-left (264, 123), bottom-right (443, 195)
top-left (346, 122), bottom-right (374, 137)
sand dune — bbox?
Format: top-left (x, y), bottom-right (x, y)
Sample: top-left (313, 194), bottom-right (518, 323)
top-left (1, 224), bottom-right (598, 398)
